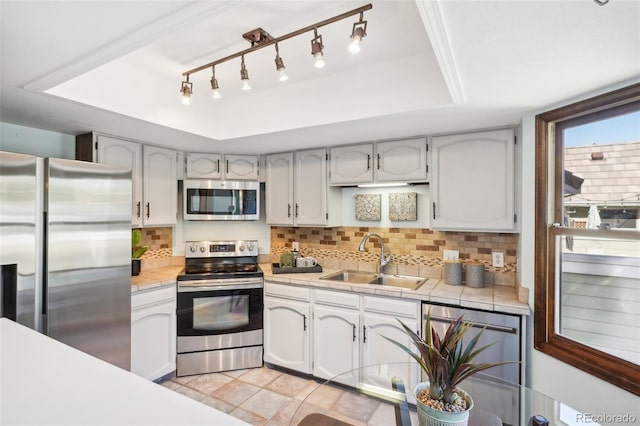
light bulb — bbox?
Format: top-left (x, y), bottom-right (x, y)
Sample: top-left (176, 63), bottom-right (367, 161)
top-left (241, 79), bottom-right (251, 91)
top-left (348, 39), bottom-right (361, 54)
top-left (182, 96), bottom-right (191, 106)
top-left (212, 89), bottom-right (221, 99)
top-left (314, 52), bottom-right (325, 69)
top-left (278, 68), bottom-right (289, 82)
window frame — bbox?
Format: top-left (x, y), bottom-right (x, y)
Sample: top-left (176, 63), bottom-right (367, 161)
top-left (534, 83), bottom-right (640, 396)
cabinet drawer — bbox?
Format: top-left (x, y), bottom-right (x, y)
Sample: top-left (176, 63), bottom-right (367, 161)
top-left (265, 282), bottom-right (310, 301)
top-left (363, 295), bottom-right (418, 319)
top-left (132, 284), bottom-right (176, 310)
top-left (313, 289), bottom-right (359, 309)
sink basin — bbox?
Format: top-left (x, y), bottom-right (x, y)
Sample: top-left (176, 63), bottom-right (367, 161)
top-left (320, 270), bottom-right (377, 284)
top-left (320, 270), bottom-right (427, 290)
top-left (369, 275), bottom-right (427, 290)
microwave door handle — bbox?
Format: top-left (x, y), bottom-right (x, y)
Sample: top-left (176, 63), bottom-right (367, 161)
top-left (238, 189), bottom-right (243, 215)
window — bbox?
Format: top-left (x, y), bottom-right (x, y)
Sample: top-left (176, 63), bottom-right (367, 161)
top-left (534, 83), bottom-right (640, 396)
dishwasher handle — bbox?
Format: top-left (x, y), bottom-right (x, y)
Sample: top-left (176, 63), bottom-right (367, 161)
top-left (427, 315), bottom-right (518, 334)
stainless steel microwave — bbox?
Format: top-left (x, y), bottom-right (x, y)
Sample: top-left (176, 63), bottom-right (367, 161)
top-left (183, 180), bottom-right (259, 221)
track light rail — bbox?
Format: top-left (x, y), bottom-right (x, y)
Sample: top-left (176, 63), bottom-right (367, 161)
top-left (182, 3), bottom-right (372, 77)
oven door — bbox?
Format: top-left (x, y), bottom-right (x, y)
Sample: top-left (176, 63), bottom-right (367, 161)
top-left (177, 281), bottom-right (263, 353)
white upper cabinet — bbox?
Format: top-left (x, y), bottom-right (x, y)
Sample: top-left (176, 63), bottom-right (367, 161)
top-left (329, 144), bottom-right (374, 185)
top-left (143, 145), bottom-right (178, 226)
top-left (224, 154), bottom-right (259, 180)
top-left (294, 149), bottom-right (328, 226)
top-left (185, 153), bottom-right (222, 179)
top-left (265, 152), bottom-right (295, 225)
top-left (77, 133), bottom-right (179, 227)
top-left (95, 135), bottom-right (143, 227)
top-left (375, 138), bottom-right (428, 182)
top-left (329, 138), bottom-right (428, 185)
top-left (185, 153), bottom-right (258, 180)
top-left (430, 128), bottom-right (516, 232)
top-left (266, 149), bottom-right (341, 227)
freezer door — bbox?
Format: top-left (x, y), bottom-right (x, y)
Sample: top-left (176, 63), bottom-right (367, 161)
top-left (45, 158), bottom-right (132, 370)
top-left (0, 151), bottom-right (37, 329)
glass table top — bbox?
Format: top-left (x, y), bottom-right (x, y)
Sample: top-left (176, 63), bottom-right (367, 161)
top-left (289, 363), bottom-right (589, 426)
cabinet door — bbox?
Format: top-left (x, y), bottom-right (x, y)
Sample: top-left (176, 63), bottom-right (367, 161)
top-left (225, 154), bottom-right (259, 180)
top-left (329, 144), bottom-right (374, 185)
top-left (361, 312), bottom-right (420, 403)
top-left (96, 136), bottom-right (143, 227)
top-left (312, 305), bottom-right (359, 386)
top-left (430, 129), bottom-right (515, 231)
top-left (185, 153), bottom-right (222, 179)
top-left (131, 289), bottom-right (176, 382)
top-left (294, 149), bottom-right (327, 226)
top-left (143, 145), bottom-right (178, 226)
top-left (376, 138), bottom-right (428, 182)
top-left (265, 153), bottom-right (294, 225)
top-left (264, 296), bottom-right (310, 374)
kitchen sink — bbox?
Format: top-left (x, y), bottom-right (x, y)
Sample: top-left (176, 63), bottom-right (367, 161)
top-left (319, 270), bottom-right (377, 284)
top-left (320, 270), bottom-right (427, 290)
top-left (368, 275), bottom-right (427, 290)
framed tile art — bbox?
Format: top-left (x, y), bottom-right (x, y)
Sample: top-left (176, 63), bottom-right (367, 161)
top-left (355, 194), bottom-right (381, 221)
top-left (389, 192), bottom-right (417, 221)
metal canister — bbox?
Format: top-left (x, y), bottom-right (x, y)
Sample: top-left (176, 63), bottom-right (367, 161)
top-left (465, 261), bottom-right (485, 288)
top-left (443, 260), bottom-right (463, 286)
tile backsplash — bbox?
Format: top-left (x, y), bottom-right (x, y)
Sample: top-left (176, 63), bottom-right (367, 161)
top-left (139, 227), bottom-right (173, 259)
top-left (270, 226), bottom-right (518, 285)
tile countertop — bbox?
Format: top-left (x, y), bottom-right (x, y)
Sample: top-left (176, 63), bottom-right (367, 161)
top-left (261, 264), bottom-right (530, 316)
top-left (129, 264), bottom-right (530, 316)
top-left (131, 265), bottom-right (183, 292)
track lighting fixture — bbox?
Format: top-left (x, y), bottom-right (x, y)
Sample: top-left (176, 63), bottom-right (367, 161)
top-left (274, 43), bottom-right (288, 82)
top-left (180, 75), bottom-right (192, 105)
top-left (349, 12), bottom-right (367, 54)
top-left (240, 55), bottom-right (251, 91)
top-left (310, 29), bottom-right (325, 69)
top-left (210, 66), bottom-right (221, 99)
top-left (179, 3), bottom-right (371, 101)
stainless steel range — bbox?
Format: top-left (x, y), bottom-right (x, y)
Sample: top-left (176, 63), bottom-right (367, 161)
top-left (176, 240), bottom-right (263, 377)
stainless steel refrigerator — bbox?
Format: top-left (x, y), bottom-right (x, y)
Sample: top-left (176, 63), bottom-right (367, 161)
top-left (0, 151), bottom-right (132, 370)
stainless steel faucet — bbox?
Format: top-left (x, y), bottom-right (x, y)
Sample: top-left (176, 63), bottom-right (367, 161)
top-left (358, 233), bottom-right (391, 274)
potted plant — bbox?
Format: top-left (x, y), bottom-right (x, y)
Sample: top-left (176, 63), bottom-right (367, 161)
top-left (131, 229), bottom-right (149, 276)
top-left (385, 311), bottom-right (516, 426)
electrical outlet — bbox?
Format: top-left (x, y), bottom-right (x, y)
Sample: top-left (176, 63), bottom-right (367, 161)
top-left (492, 251), bottom-right (505, 268)
top-left (443, 250), bottom-right (459, 261)
top-left (292, 241), bottom-right (299, 251)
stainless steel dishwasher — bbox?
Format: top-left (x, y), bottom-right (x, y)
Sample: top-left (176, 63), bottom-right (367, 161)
top-left (422, 304), bottom-right (523, 426)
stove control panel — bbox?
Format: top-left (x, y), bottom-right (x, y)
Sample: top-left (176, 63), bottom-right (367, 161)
top-left (185, 240), bottom-right (259, 258)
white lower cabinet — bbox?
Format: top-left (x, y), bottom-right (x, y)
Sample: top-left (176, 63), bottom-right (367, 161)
top-left (131, 284), bottom-right (176, 382)
top-left (263, 283), bottom-right (311, 374)
top-left (312, 289), bottom-right (360, 386)
top-left (265, 283), bottom-right (420, 398)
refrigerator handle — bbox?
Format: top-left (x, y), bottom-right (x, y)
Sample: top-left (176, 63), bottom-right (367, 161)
top-left (41, 210), bottom-right (48, 331)
top-left (0, 263), bottom-right (18, 321)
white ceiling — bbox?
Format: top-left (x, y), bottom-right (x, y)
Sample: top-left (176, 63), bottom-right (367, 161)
top-left (1, 0), bottom-right (639, 154)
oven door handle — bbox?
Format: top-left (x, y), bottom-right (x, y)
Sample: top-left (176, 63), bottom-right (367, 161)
top-left (178, 282), bottom-right (263, 292)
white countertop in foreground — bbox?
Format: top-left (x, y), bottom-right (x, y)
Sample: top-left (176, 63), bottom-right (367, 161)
top-left (0, 318), bottom-right (248, 426)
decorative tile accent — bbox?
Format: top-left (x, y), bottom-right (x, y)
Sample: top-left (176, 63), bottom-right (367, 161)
top-left (354, 194), bottom-right (381, 221)
top-left (389, 192), bottom-right (417, 221)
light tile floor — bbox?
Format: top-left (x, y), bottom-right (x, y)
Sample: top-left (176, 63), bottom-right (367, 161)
top-left (160, 366), bottom-right (415, 425)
